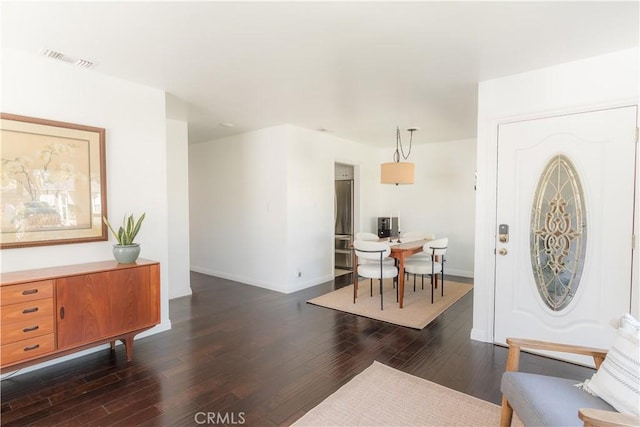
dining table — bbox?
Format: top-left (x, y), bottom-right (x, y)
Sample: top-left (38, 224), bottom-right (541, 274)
top-left (353, 238), bottom-right (432, 309)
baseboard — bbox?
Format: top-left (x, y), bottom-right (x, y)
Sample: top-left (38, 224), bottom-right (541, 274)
top-left (445, 268), bottom-right (474, 278)
top-left (470, 327), bottom-right (491, 343)
top-left (190, 266), bottom-right (333, 294)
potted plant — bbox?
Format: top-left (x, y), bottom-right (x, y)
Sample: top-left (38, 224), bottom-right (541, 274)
top-left (103, 212), bottom-right (146, 263)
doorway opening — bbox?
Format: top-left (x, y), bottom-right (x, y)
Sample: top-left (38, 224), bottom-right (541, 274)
top-left (335, 163), bottom-right (354, 278)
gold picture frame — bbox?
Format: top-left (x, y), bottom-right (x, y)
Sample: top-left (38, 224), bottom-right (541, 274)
top-left (0, 113), bottom-right (107, 249)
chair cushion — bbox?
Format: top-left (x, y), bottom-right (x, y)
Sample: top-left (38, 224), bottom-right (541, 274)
top-left (407, 252), bottom-right (430, 261)
top-left (357, 264), bottom-right (397, 279)
top-left (581, 313), bottom-right (640, 417)
top-left (360, 257), bottom-right (395, 266)
top-left (404, 259), bottom-right (442, 275)
top-left (502, 372), bottom-right (615, 426)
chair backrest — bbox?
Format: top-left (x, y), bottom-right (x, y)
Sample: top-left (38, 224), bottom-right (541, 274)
top-left (355, 232), bottom-right (379, 241)
top-left (401, 231), bottom-right (436, 241)
top-left (353, 240), bottom-right (391, 262)
top-left (425, 237), bottom-right (448, 257)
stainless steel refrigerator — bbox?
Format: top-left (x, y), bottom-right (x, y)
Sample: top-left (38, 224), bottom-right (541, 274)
top-left (334, 180), bottom-right (354, 270)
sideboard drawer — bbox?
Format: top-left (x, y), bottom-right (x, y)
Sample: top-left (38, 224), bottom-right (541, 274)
top-left (1, 315), bottom-right (54, 343)
top-left (0, 334), bottom-right (55, 365)
top-left (1, 280), bottom-right (53, 306)
top-left (1, 300), bottom-right (54, 325)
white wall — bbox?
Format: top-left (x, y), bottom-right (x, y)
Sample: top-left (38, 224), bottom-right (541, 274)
top-left (472, 48), bottom-right (639, 343)
top-left (378, 138), bottom-right (476, 277)
top-left (0, 48), bottom-right (172, 371)
top-left (189, 126), bottom-right (290, 291)
top-left (286, 126), bottom-right (334, 286)
top-left (166, 118), bottom-right (192, 299)
top-left (189, 124), bottom-right (380, 293)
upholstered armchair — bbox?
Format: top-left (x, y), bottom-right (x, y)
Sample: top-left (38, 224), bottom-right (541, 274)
top-left (500, 332), bottom-right (639, 427)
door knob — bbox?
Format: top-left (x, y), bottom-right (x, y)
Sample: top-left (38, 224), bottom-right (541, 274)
top-left (498, 248), bottom-right (508, 256)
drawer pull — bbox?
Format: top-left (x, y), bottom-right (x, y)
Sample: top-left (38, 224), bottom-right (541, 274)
top-left (22, 307), bottom-right (39, 314)
top-left (23, 325), bottom-right (40, 333)
top-left (60, 307), bottom-right (65, 320)
top-left (22, 289), bottom-right (39, 295)
top-left (24, 344), bottom-right (40, 352)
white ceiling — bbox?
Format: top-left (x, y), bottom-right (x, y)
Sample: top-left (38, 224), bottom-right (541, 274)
top-left (1, 1), bottom-right (638, 147)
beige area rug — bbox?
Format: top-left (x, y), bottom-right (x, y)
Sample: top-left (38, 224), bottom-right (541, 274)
top-left (308, 277), bottom-right (473, 329)
top-left (292, 361), bottom-right (524, 427)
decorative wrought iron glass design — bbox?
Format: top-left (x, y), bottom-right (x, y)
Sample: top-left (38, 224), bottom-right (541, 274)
top-left (531, 154), bottom-right (587, 311)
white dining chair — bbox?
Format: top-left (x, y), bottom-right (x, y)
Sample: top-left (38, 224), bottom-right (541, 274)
top-left (353, 240), bottom-right (398, 310)
top-left (355, 231), bottom-right (379, 241)
top-left (402, 231), bottom-right (435, 280)
top-left (403, 237), bottom-right (448, 303)
top-left (355, 232), bottom-right (396, 264)
top-left (354, 231), bottom-right (396, 291)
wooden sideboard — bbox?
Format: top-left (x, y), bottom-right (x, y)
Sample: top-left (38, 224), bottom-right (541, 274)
top-left (0, 259), bottom-right (160, 372)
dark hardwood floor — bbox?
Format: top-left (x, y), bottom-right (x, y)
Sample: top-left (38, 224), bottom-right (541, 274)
top-left (1, 272), bottom-right (595, 426)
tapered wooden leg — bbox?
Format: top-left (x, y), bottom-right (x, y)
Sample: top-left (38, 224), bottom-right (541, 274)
top-left (110, 335), bottom-right (136, 361)
top-left (120, 333), bottom-right (136, 362)
top-left (500, 396), bottom-right (513, 427)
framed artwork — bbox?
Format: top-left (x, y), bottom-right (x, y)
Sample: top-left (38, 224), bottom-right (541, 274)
top-left (0, 113), bottom-right (107, 249)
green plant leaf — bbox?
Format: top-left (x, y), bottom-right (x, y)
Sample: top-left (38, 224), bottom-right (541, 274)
top-left (103, 213), bottom-right (146, 245)
top-left (130, 212), bottom-right (146, 242)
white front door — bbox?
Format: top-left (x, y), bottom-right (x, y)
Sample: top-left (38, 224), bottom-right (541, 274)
top-left (494, 106), bottom-right (637, 365)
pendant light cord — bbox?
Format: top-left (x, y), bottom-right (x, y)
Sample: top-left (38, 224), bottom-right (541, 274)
top-left (393, 126), bottom-right (413, 162)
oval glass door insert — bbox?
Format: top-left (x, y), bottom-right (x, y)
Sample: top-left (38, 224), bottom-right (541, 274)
top-left (531, 154), bottom-right (587, 311)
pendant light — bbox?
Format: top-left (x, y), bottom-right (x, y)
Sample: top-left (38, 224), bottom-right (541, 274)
top-left (381, 126), bottom-right (417, 185)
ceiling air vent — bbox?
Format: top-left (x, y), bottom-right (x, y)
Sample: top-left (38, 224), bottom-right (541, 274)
top-left (41, 49), bottom-right (64, 60)
top-left (74, 59), bottom-right (94, 69)
top-left (39, 48), bottom-right (95, 70)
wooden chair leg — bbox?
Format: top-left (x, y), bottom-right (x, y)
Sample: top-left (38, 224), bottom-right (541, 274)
top-left (500, 396), bottom-right (514, 427)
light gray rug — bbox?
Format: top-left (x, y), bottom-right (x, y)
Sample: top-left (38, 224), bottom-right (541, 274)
top-left (293, 361), bottom-right (523, 426)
